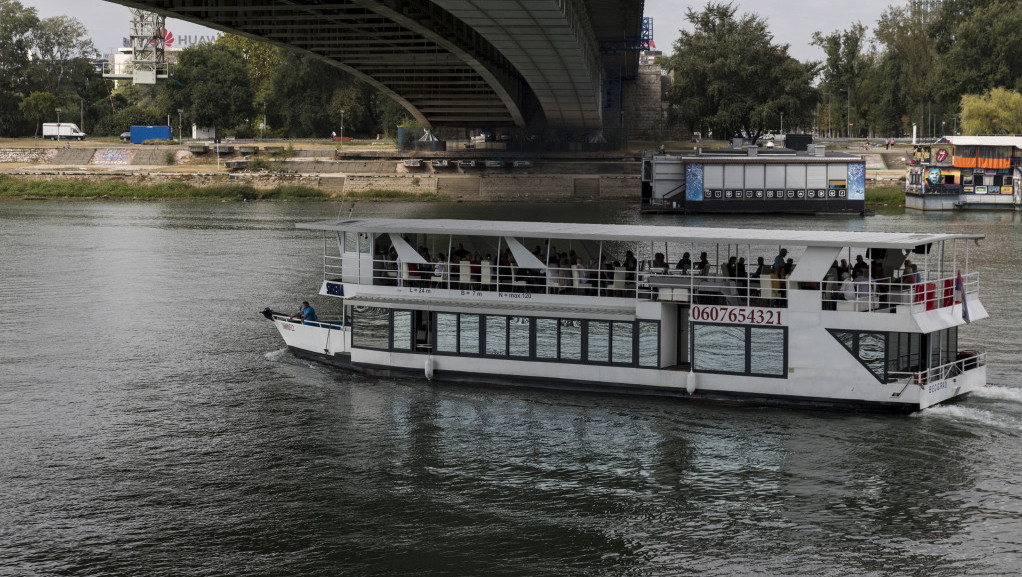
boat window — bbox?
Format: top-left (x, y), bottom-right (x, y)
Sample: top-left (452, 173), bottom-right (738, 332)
top-left (587, 321), bottom-right (610, 363)
top-left (436, 313), bottom-right (458, 353)
top-left (828, 330), bottom-right (887, 382)
top-left (485, 315), bottom-right (507, 356)
top-left (509, 316), bottom-right (531, 357)
top-left (692, 324), bottom-right (746, 374)
top-left (351, 306), bottom-right (390, 350)
top-left (638, 321), bottom-right (659, 367)
top-left (536, 318), bottom-right (559, 359)
top-left (392, 310), bottom-right (413, 350)
top-left (612, 322), bottom-right (634, 364)
top-left (459, 314), bottom-right (480, 354)
top-left (749, 327), bottom-right (785, 376)
top-left (560, 319), bottom-right (582, 361)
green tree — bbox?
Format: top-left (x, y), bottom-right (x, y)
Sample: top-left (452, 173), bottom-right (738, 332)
top-left (874, 4), bottom-right (937, 136)
top-left (0, 0), bottom-right (39, 135)
top-left (17, 90), bottom-right (57, 138)
top-left (169, 44), bottom-right (254, 137)
top-left (812, 23), bottom-right (871, 137)
top-left (27, 15), bottom-right (98, 99)
top-left (932, 0), bottom-right (1022, 113)
top-left (960, 87), bottom-right (1022, 134)
top-left (666, 2), bottom-right (818, 141)
top-left (215, 33), bottom-right (282, 96)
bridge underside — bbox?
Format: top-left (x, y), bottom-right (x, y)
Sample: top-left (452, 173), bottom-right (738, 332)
top-left (105, 0), bottom-right (644, 134)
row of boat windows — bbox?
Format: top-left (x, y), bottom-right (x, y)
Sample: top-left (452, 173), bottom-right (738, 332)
top-left (351, 306), bottom-right (661, 367)
top-left (828, 327), bottom-right (958, 382)
top-left (691, 323), bottom-right (787, 378)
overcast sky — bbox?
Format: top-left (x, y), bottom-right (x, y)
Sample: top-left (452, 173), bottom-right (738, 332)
top-left (28, 0), bottom-right (898, 62)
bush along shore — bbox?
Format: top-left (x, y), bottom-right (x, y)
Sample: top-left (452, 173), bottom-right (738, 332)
top-left (864, 185), bottom-right (905, 208)
top-left (0, 177), bottom-right (451, 202)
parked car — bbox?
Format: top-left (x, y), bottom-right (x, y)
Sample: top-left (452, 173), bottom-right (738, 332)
top-left (120, 131), bottom-right (131, 142)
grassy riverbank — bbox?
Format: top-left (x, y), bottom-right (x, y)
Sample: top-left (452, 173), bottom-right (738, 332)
top-left (865, 185), bottom-right (905, 207)
top-left (0, 175), bottom-right (329, 201)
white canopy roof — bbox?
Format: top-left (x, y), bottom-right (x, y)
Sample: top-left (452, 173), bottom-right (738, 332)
top-left (946, 135), bottom-right (1022, 148)
top-left (299, 218), bottom-right (984, 250)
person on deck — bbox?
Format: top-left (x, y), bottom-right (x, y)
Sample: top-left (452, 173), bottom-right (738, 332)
top-left (676, 252), bottom-right (692, 273)
top-left (696, 252), bottom-right (710, 274)
top-left (292, 301), bottom-right (317, 325)
top-left (773, 248), bottom-right (788, 273)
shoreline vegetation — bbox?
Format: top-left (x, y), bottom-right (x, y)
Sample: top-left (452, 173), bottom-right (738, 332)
top-left (0, 176), bottom-right (446, 202)
top-left (0, 174), bottom-right (903, 206)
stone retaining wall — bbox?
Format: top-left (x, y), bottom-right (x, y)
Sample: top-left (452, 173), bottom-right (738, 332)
top-left (0, 148), bottom-right (58, 163)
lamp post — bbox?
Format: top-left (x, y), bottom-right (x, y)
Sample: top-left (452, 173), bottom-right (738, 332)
top-left (339, 109), bottom-right (345, 148)
top-left (55, 107), bottom-right (62, 144)
top-left (178, 109), bottom-right (183, 144)
top-left (780, 112), bottom-right (784, 136)
top-left (941, 120), bottom-right (945, 138)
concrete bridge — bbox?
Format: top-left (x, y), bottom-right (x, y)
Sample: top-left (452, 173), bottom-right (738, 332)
top-left (106, 0), bottom-right (648, 135)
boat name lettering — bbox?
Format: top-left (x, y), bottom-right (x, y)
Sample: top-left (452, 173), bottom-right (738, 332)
top-left (927, 380), bottom-right (949, 394)
top-left (281, 322), bottom-right (296, 331)
top-left (690, 305), bottom-right (782, 325)
top-left (498, 292), bottom-right (532, 300)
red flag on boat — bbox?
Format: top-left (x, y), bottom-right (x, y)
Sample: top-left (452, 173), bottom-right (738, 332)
top-left (954, 270), bottom-right (970, 323)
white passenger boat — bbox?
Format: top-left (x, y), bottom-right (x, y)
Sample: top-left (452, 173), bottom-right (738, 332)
top-left (263, 218), bottom-right (987, 413)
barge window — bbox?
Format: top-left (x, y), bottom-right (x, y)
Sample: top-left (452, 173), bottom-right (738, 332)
top-left (436, 313), bottom-right (458, 353)
top-left (612, 322), bottom-right (634, 364)
top-left (485, 315), bottom-right (507, 356)
top-left (587, 321), bottom-right (610, 363)
top-left (638, 321), bottom-right (660, 367)
top-left (692, 325), bottom-right (746, 374)
top-left (692, 324), bottom-right (787, 377)
top-left (560, 320), bottom-right (582, 361)
top-left (535, 318), bottom-right (559, 359)
top-left (509, 316), bottom-right (531, 358)
top-left (749, 327), bottom-right (784, 376)
top-left (392, 310), bottom-right (412, 350)
top-left (351, 306), bottom-right (390, 350)
top-left (459, 314), bottom-right (480, 354)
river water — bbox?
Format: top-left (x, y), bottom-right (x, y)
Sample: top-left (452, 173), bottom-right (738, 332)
top-left (2, 200), bottom-right (1022, 576)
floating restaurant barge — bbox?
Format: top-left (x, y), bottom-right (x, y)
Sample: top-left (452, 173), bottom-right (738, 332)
top-left (641, 146), bottom-right (868, 215)
top-left (265, 218), bottom-right (986, 413)
top-left (906, 136), bottom-right (1022, 210)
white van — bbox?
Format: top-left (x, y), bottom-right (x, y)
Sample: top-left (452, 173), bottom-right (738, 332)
top-left (42, 123), bottom-right (86, 141)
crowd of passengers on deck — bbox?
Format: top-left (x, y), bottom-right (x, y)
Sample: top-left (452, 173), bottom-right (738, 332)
top-left (369, 240), bottom-right (925, 305)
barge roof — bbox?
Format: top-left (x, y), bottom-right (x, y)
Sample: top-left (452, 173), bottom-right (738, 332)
top-left (297, 219), bottom-right (984, 250)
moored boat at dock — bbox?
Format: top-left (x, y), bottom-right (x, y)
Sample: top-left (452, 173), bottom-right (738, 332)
top-left (264, 218), bottom-right (987, 413)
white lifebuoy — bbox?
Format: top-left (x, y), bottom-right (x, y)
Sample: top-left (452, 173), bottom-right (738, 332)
top-left (425, 357), bottom-right (434, 380)
top-left (686, 372), bottom-right (697, 395)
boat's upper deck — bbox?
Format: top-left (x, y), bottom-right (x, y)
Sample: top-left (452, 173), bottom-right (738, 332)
top-left (299, 218), bottom-right (985, 322)
top-left (298, 218), bottom-right (983, 249)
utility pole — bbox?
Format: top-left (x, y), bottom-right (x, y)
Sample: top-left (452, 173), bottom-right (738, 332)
top-left (339, 109), bottom-right (345, 148)
top-left (56, 107), bottom-right (61, 144)
top-left (178, 109), bottom-right (183, 144)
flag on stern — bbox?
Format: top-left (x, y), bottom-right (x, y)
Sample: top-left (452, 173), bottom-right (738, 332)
top-left (954, 270), bottom-right (970, 324)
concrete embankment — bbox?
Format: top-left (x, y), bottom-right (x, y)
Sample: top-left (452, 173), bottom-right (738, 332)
top-left (0, 146), bottom-right (640, 201)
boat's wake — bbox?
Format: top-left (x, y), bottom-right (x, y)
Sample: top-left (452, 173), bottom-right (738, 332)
top-left (969, 385), bottom-right (1022, 404)
top-left (264, 348), bottom-right (289, 362)
top-left (914, 404), bottom-right (1008, 427)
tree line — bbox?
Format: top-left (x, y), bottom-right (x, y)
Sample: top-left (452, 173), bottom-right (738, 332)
top-left (665, 0), bottom-right (1022, 141)
top-left (0, 0), bottom-right (409, 139)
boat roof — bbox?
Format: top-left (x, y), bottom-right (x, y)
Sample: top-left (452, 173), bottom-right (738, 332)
top-left (297, 218), bottom-right (984, 249)
top-left (947, 135), bottom-right (1022, 148)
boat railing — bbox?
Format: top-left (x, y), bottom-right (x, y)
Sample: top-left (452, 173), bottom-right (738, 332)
top-left (270, 312), bottom-right (346, 329)
top-left (820, 272), bottom-right (978, 313)
top-left (887, 351), bottom-right (986, 385)
top-left (321, 255), bottom-right (789, 307)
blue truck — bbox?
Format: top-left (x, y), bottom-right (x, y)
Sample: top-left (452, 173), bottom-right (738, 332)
top-left (129, 125), bottom-right (173, 144)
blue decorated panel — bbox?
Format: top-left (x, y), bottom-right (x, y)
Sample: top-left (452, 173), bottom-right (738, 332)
top-left (686, 163), bottom-right (704, 202)
top-left (847, 162), bottom-right (865, 200)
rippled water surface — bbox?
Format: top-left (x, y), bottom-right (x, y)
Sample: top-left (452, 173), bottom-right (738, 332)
top-left (2, 201), bottom-right (1022, 576)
